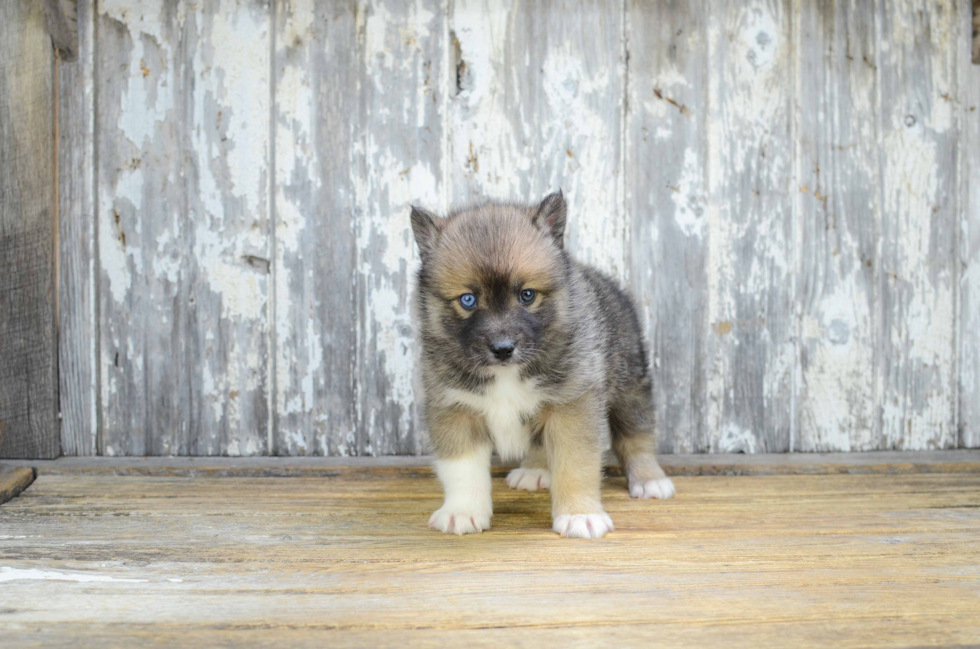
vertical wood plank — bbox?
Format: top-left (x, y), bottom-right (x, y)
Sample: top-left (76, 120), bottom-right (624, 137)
top-left (794, 0), bottom-right (878, 451)
top-left (875, 0), bottom-right (957, 450)
top-left (961, 0), bottom-right (980, 448)
top-left (705, 0), bottom-right (795, 453)
top-left (273, 0), bottom-right (358, 455)
top-left (0, 0), bottom-right (60, 459)
top-left (527, 1), bottom-right (626, 283)
top-left (96, 0), bottom-right (181, 455)
top-left (449, 0), bottom-right (531, 205)
top-left (355, 0), bottom-right (447, 455)
top-left (627, 0), bottom-right (709, 453)
top-left (185, 0), bottom-right (272, 455)
top-left (97, 0), bottom-right (271, 456)
top-left (450, 0), bottom-right (626, 281)
top-left (59, 0), bottom-right (98, 456)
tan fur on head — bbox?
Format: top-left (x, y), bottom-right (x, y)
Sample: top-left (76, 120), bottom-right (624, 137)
top-left (429, 203), bottom-right (564, 300)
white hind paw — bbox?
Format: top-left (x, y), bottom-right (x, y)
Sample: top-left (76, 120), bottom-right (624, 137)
top-left (630, 477), bottom-right (676, 500)
top-left (552, 512), bottom-right (614, 539)
top-left (506, 467), bottom-right (551, 491)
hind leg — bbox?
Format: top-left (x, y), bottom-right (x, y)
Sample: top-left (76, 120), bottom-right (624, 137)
top-left (609, 392), bottom-right (675, 500)
top-left (506, 444), bottom-right (551, 491)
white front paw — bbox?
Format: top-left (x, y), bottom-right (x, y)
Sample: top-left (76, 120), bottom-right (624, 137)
top-left (552, 512), bottom-right (614, 539)
top-left (428, 506), bottom-right (492, 535)
top-left (506, 467), bottom-right (552, 491)
top-left (629, 477), bottom-right (676, 499)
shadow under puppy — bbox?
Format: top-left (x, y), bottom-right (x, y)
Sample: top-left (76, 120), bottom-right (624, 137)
top-left (411, 192), bottom-right (674, 539)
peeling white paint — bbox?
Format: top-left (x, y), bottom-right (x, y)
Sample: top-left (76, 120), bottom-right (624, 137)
top-left (100, 1), bottom-right (178, 148)
top-left (451, 0), bottom-right (532, 201)
top-left (539, 43), bottom-right (626, 282)
top-left (799, 269), bottom-right (875, 452)
top-left (716, 424), bottom-right (758, 454)
top-left (355, 0), bottom-right (444, 453)
top-left (82, 0), bottom-right (972, 458)
top-left (202, 2), bottom-right (269, 215)
top-left (101, 169), bottom-right (144, 305)
top-left (671, 147), bottom-right (706, 239)
top-left (874, 2), bottom-right (958, 450)
top-left (706, 0), bottom-right (793, 453)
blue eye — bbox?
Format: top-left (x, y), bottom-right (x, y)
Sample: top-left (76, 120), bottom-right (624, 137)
top-left (459, 293), bottom-right (477, 309)
top-left (520, 288), bottom-right (537, 305)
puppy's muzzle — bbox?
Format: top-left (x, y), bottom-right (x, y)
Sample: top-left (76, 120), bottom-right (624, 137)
top-left (489, 339), bottom-right (516, 362)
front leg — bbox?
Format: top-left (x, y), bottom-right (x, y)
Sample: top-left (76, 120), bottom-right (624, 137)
top-left (544, 395), bottom-right (614, 539)
top-left (427, 407), bottom-right (493, 536)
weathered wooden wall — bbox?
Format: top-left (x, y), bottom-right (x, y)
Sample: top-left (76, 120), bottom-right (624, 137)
top-left (0, 0), bottom-right (60, 459)
top-left (52, 0), bottom-right (979, 457)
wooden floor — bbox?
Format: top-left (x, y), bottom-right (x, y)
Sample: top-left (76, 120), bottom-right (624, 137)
top-left (1, 461), bottom-right (980, 647)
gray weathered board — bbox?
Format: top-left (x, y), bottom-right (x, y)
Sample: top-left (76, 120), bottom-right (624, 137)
top-left (51, 0), bottom-right (979, 457)
top-left (0, 0), bottom-right (60, 459)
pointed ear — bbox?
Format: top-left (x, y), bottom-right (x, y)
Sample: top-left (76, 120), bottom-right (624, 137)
top-left (530, 190), bottom-right (567, 249)
top-left (410, 205), bottom-right (442, 259)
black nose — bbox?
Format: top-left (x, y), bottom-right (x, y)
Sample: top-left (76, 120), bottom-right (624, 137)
top-left (490, 339), bottom-right (515, 361)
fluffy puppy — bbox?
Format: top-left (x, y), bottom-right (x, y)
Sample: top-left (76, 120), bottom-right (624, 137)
top-left (411, 192), bottom-right (674, 539)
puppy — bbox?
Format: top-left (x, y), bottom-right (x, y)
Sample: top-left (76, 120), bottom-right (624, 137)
top-left (411, 192), bottom-right (674, 539)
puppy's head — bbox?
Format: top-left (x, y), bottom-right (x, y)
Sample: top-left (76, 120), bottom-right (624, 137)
top-left (411, 192), bottom-right (569, 371)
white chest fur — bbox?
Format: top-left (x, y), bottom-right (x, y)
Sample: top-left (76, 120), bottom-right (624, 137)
top-left (445, 366), bottom-right (543, 461)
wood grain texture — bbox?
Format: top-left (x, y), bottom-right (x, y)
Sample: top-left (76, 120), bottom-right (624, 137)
top-left (273, 0), bottom-right (444, 457)
top-left (0, 466), bottom-right (35, 505)
top-left (875, 0), bottom-right (958, 450)
top-left (354, 0), bottom-right (447, 455)
top-left (450, 0), bottom-right (627, 283)
top-left (2, 470), bottom-right (979, 646)
top-left (963, 0), bottom-right (980, 448)
top-left (794, 1), bottom-right (877, 452)
top-left (705, 0), bottom-right (795, 453)
top-left (58, 0), bottom-right (978, 456)
top-left (58, 0), bottom-right (98, 456)
top-left (627, 0), bottom-right (708, 454)
top-left (184, 0), bottom-right (272, 456)
top-left (44, 0), bottom-right (80, 61)
top-left (0, 0), bottom-right (60, 460)
top-left (272, 0), bottom-right (357, 456)
top-left (96, 0), bottom-right (272, 456)
top-left (96, 0), bottom-right (180, 455)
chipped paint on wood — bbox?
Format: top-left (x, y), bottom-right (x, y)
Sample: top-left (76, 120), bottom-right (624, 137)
top-left (186, 0), bottom-right (272, 456)
top-left (628, 0), bottom-right (708, 454)
top-left (97, 0), bottom-right (271, 456)
top-left (52, 0), bottom-right (978, 457)
top-left (705, 0), bottom-right (795, 453)
top-left (530, 1), bottom-right (627, 283)
top-left (961, 0), bottom-right (980, 448)
top-left (355, 0), bottom-right (446, 455)
top-left (795, 0), bottom-right (877, 452)
top-left (449, 0), bottom-right (532, 203)
top-left (876, 0), bottom-right (958, 450)
top-left (273, 0), bottom-right (358, 456)
top-left (450, 0), bottom-right (627, 283)
top-left (97, 0), bottom-right (175, 456)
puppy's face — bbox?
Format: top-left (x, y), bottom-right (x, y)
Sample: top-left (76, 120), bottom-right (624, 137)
top-left (412, 193), bottom-right (568, 372)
